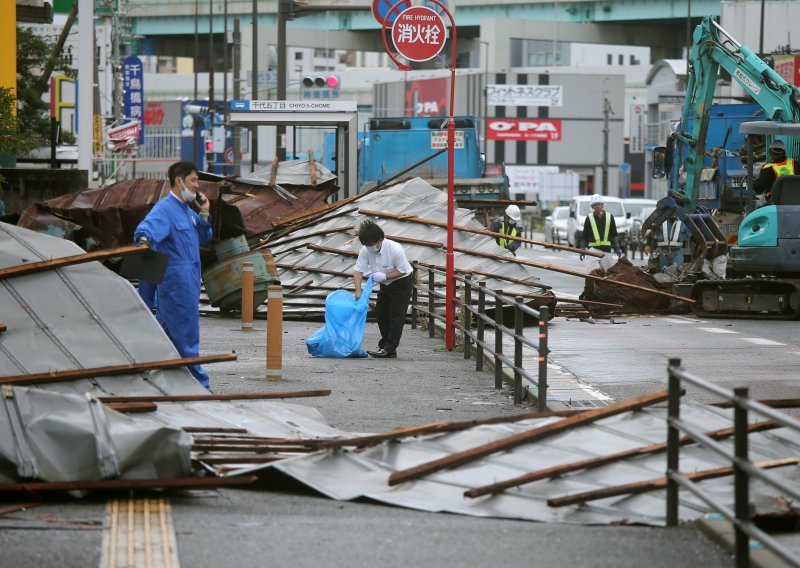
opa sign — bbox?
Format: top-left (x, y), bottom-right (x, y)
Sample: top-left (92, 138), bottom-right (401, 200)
top-left (392, 6), bottom-right (447, 62)
top-left (486, 119), bottom-right (562, 141)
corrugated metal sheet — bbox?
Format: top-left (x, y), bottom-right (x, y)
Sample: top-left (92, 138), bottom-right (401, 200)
top-left (262, 178), bottom-right (553, 315)
top-left (16, 160), bottom-right (338, 251)
top-left (270, 404), bottom-right (800, 525)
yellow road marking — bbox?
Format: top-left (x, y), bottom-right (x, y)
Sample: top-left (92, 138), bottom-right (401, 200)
top-left (100, 498), bottom-right (180, 568)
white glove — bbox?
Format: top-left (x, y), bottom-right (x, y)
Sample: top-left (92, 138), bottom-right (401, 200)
top-left (372, 272), bottom-right (387, 283)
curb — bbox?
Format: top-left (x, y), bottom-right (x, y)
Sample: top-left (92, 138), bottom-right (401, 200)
top-left (695, 515), bottom-right (792, 568)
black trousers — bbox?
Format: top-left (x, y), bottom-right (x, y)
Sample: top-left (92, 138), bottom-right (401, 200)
top-left (375, 275), bottom-right (413, 353)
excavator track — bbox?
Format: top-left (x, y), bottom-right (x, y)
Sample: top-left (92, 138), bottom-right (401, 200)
top-left (690, 278), bottom-right (800, 320)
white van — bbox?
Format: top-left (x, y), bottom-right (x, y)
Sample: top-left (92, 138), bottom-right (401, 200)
top-left (567, 195), bottom-right (629, 248)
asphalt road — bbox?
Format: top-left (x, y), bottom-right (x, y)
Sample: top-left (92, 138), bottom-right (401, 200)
top-left (7, 240), bottom-right (799, 567)
top-left (516, 243), bottom-right (800, 404)
top-left (0, 313), bottom-right (735, 568)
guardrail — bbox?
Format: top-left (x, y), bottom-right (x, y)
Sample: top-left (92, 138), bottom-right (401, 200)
top-left (410, 262), bottom-right (550, 409)
top-left (666, 358), bottom-right (800, 568)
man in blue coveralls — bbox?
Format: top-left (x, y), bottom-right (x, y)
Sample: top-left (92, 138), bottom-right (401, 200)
top-left (134, 161), bottom-right (213, 388)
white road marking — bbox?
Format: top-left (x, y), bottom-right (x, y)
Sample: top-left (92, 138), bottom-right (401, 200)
top-left (739, 338), bottom-right (786, 346)
top-left (698, 327), bottom-right (739, 334)
top-left (662, 318), bottom-right (695, 324)
top-left (670, 315), bottom-right (708, 324)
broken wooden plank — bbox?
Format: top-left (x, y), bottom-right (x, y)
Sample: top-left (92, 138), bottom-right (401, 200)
top-left (712, 398), bottom-right (800, 409)
top-left (547, 457), bottom-right (800, 508)
top-left (0, 475), bottom-right (259, 493)
top-left (183, 427), bottom-right (249, 434)
top-left (275, 263), bottom-right (352, 277)
top-left (454, 246), bottom-right (694, 304)
top-left (268, 156), bottom-right (279, 187)
top-left (308, 148), bottom-right (317, 185)
top-left (358, 208), bottom-right (602, 257)
top-left (464, 420), bottom-right (778, 498)
top-left (387, 389), bottom-right (671, 486)
top-left (104, 402), bottom-right (158, 413)
top-left (0, 353), bottom-right (238, 386)
top-left (0, 502), bottom-right (42, 516)
top-left (267, 226), bottom-right (353, 248)
top-left (0, 244), bottom-right (148, 281)
top-left (98, 389), bottom-right (331, 404)
top-left (0, 324), bottom-right (6, 334)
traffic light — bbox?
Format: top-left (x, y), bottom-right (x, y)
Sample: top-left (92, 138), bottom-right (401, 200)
top-left (205, 137), bottom-right (214, 165)
top-left (301, 74), bottom-right (340, 99)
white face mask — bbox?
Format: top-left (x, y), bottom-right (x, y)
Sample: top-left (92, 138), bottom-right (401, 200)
top-left (366, 245), bottom-right (378, 253)
top-left (181, 187), bottom-right (195, 203)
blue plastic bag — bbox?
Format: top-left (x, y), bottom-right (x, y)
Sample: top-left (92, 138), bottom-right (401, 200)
top-left (306, 276), bottom-right (374, 358)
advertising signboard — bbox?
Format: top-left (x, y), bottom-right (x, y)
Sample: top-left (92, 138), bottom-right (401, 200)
top-left (486, 84), bottom-right (563, 107)
top-left (629, 104), bottom-right (645, 153)
top-left (486, 119), bottom-right (562, 141)
top-left (122, 55), bottom-right (145, 144)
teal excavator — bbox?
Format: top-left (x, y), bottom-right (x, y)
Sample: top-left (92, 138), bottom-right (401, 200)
top-left (647, 16), bottom-right (800, 318)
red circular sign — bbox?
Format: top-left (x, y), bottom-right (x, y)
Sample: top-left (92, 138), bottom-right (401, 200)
top-left (391, 6), bottom-right (447, 63)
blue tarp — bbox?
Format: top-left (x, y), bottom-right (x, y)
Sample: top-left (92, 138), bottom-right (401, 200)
top-left (306, 276), bottom-right (374, 358)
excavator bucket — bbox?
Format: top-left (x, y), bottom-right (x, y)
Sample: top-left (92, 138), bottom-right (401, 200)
top-left (641, 195), bottom-right (728, 260)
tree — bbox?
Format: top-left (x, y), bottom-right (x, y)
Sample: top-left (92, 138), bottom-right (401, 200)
top-left (16, 26), bottom-right (76, 147)
top-left (0, 87), bottom-right (36, 156)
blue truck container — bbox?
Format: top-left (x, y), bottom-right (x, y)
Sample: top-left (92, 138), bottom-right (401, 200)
top-left (357, 116), bottom-right (508, 201)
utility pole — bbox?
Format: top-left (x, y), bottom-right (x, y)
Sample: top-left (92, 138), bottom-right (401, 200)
top-left (209, 0), bottom-right (215, 108)
top-left (251, 0), bottom-right (258, 170)
top-left (277, 0), bottom-right (288, 162)
top-left (602, 97), bottom-right (610, 195)
top-left (194, 0), bottom-right (198, 101)
top-left (78, 0), bottom-right (94, 172)
top-left (233, 18), bottom-right (241, 176)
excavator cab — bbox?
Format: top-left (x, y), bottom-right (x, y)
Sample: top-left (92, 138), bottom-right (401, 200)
top-left (691, 121), bottom-right (800, 318)
top-left (728, 121), bottom-right (800, 277)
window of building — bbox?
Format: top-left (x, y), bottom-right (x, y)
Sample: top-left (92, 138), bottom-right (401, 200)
top-left (294, 52), bottom-right (303, 61)
top-left (618, 54), bottom-right (623, 65)
top-left (607, 54), bottom-right (612, 65)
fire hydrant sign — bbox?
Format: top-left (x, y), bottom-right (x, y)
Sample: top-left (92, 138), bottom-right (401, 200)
top-left (392, 6), bottom-right (447, 62)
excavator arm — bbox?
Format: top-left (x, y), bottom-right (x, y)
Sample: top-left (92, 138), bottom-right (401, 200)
top-left (644, 17), bottom-right (800, 260)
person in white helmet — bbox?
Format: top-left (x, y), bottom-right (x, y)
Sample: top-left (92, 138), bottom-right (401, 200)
top-left (579, 194), bottom-right (622, 260)
top-left (490, 204), bottom-right (523, 255)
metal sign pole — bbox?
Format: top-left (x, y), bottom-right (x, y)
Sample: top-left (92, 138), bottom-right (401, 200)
top-left (381, 0), bottom-right (457, 350)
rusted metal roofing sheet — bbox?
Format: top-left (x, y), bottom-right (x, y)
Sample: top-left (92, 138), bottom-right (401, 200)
top-left (16, 160), bottom-right (338, 250)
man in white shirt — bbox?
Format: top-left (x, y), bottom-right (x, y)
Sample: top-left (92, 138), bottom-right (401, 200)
top-left (353, 220), bottom-right (413, 358)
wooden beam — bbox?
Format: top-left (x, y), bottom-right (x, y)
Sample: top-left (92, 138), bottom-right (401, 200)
top-left (387, 389), bottom-right (671, 486)
top-left (267, 226), bottom-right (353, 248)
top-left (0, 245), bottom-right (149, 281)
top-left (316, 409), bottom-right (587, 450)
top-left (547, 458), bottom-right (800, 508)
top-left (358, 208), bottom-right (602, 257)
top-left (0, 353), bottom-right (238, 386)
top-left (98, 389), bottom-right (331, 403)
top-left (452, 246), bottom-right (694, 304)
top-left (0, 475), bottom-right (259, 493)
top-left (0, 324), bottom-right (6, 334)
top-left (104, 402), bottom-right (158, 413)
top-left (464, 420), bottom-right (778, 498)
top-left (712, 398), bottom-right (800, 409)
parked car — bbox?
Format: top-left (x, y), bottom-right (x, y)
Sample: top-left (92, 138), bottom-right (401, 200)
top-left (543, 206), bottom-right (569, 244)
top-left (622, 198), bottom-right (658, 219)
top-left (567, 195), bottom-right (630, 248)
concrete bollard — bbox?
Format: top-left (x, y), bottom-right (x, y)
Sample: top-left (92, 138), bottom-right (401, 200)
top-left (266, 284), bottom-right (283, 381)
top-left (241, 262), bottom-right (254, 331)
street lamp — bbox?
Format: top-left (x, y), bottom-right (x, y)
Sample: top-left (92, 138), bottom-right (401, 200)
top-left (478, 40), bottom-right (490, 161)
